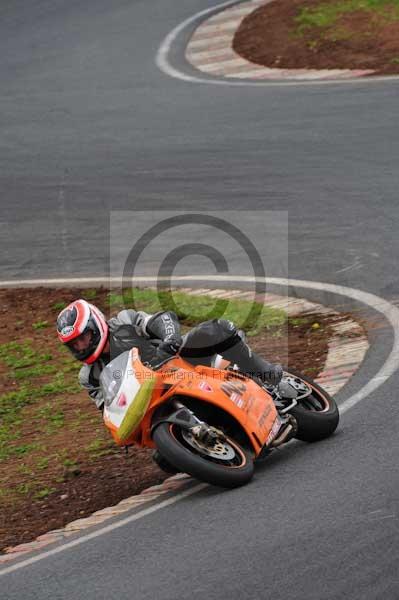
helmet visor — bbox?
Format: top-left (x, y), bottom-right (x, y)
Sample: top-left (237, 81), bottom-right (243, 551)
top-left (66, 329), bottom-right (95, 361)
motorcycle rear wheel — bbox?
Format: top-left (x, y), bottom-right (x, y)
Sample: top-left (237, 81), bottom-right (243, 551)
top-left (284, 370), bottom-right (339, 442)
top-left (153, 422), bottom-right (254, 488)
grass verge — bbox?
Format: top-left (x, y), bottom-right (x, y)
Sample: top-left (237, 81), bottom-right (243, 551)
top-left (294, 0), bottom-right (399, 47)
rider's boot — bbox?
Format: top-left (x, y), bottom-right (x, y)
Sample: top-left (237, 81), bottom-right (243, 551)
top-left (221, 336), bottom-right (283, 387)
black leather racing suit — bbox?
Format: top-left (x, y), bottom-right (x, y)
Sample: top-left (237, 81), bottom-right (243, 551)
top-left (79, 309), bottom-right (282, 410)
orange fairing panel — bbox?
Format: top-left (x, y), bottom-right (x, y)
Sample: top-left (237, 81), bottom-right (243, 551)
top-left (158, 363), bottom-right (278, 451)
top-left (103, 352), bottom-right (279, 454)
top-left (131, 348), bottom-right (156, 383)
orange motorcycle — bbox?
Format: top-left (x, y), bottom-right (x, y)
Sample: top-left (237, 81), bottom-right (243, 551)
top-left (100, 348), bottom-right (339, 488)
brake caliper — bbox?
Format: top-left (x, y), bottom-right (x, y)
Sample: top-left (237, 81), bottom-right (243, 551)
top-left (190, 424), bottom-right (225, 445)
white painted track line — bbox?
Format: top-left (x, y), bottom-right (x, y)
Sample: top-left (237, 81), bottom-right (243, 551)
top-left (0, 484), bottom-right (207, 576)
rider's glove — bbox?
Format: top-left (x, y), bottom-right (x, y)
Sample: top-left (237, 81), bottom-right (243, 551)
top-left (150, 335), bottom-right (183, 369)
top-left (157, 335), bottom-right (183, 357)
top-left (263, 363), bottom-right (283, 386)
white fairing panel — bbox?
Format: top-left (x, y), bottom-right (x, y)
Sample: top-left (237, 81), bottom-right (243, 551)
top-left (103, 350), bottom-right (142, 429)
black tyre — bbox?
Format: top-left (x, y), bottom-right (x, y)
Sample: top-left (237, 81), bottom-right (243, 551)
top-left (152, 422), bottom-right (254, 488)
top-left (284, 370), bottom-right (339, 442)
top-left (152, 450), bottom-right (180, 474)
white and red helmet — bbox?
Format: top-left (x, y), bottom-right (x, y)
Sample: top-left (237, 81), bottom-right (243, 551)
top-left (56, 299), bottom-right (109, 364)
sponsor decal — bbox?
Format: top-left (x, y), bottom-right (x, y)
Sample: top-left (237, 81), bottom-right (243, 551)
top-left (117, 393), bottom-right (127, 408)
top-left (61, 325), bottom-right (74, 336)
top-left (258, 404), bottom-right (272, 427)
top-left (230, 392), bottom-right (245, 408)
top-left (199, 381), bottom-right (213, 393)
top-left (221, 380), bottom-right (247, 398)
top-left (266, 416), bottom-right (283, 446)
top-left (221, 381), bottom-right (247, 409)
top-left (225, 372), bottom-right (246, 385)
top-left (162, 314), bottom-right (176, 337)
top-left (245, 395), bottom-right (255, 413)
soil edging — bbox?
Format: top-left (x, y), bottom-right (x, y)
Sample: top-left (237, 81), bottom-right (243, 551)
top-left (233, 0), bottom-right (399, 75)
top-left (185, 0), bottom-right (399, 80)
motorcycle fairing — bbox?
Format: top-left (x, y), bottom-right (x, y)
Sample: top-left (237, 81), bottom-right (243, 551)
top-left (102, 351), bottom-right (281, 455)
top-left (143, 359), bottom-right (280, 455)
top-left (103, 348), bottom-right (155, 443)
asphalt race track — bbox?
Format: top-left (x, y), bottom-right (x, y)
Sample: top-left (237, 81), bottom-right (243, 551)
top-left (1, 1), bottom-right (399, 598)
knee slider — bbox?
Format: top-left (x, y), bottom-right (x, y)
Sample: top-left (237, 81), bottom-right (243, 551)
top-left (217, 319), bottom-right (243, 346)
top-left (217, 319), bottom-right (238, 336)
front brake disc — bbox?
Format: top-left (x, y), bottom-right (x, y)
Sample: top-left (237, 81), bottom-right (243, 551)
top-left (181, 429), bottom-right (236, 460)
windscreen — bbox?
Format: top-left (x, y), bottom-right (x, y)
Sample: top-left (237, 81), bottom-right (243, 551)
top-left (100, 351), bottom-right (130, 407)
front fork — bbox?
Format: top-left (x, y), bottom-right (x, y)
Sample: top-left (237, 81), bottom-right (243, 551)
top-left (151, 400), bottom-right (226, 445)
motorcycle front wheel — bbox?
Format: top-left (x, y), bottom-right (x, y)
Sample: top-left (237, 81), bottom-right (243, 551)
top-left (152, 422), bottom-right (254, 488)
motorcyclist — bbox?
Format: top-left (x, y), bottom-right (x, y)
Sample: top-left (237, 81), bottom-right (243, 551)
top-left (56, 298), bottom-right (283, 406)
top-left (56, 298), bottom-right (283, 468)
